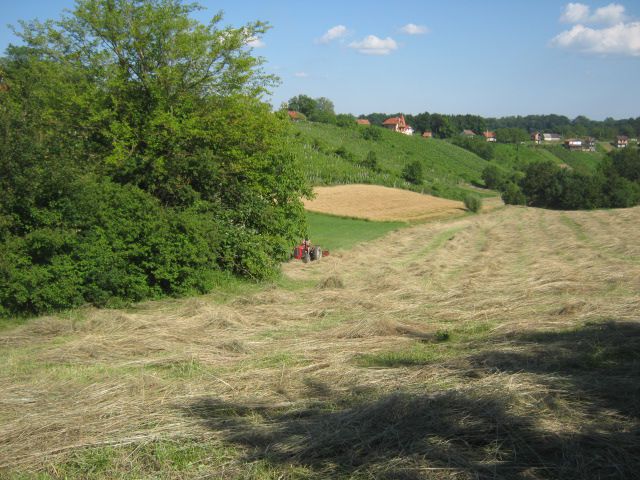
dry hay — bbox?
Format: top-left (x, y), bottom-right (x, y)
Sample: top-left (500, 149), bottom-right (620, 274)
top-left (2, 205), bottom-right (640, 476)
top-left (303, 184), bottom-right (466, 221)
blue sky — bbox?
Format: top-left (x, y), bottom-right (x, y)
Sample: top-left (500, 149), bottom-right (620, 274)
top-left (2, 0), bottom-right (639, 119)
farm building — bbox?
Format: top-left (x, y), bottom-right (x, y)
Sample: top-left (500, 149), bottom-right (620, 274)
top-left (583, 137), bottom-right (596, 152)
top-left (543, 133), bottom-right (562, 142)
top-left (382, 115), bottom-right (414, 135)
top-left (564, 139), bottom-right (582, 151)
top-left (616, 136), bottom-right (629, 148)
top-left (482, 131), bottom-right (496, 142)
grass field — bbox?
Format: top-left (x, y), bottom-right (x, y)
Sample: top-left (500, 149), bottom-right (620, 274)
top-left (306, 211), bottom-right (406, 252)
top-left (491, 143), bottom-right (603, 175)
top-left (2, 205), bottom-right (639, 479)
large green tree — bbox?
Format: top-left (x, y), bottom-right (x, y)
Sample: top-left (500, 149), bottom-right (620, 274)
top-left (0, 0), bottom-right (311, 315)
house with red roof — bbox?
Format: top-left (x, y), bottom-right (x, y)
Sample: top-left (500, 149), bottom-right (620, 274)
top-left (382, 115), bottom-right (414, 135)
top-left (356, 119), bottom-right (371, 126)
top-left (287, 110), bottom-right (306, 121)
top-left (422, 131), bottom-right (433, 139)
top-left (482, 131), bottom-right (496, 142)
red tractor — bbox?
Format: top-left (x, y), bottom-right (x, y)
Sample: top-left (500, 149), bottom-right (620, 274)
top-left (293, 238), bottom-right (327, 263)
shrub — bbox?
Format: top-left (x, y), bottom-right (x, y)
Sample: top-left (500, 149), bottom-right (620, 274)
top-left (360, 126), bottom-right (382, 141)
top-left (463, 194), bottom-right (482, 213)
top-left (335, 146), bottom-right (355, 162)
top-left (501, 182), bottom-right (527, 205)
top-left (360, 151), bottom-right (379, 171)
top-left (403, 160), bottom-right (424, 184)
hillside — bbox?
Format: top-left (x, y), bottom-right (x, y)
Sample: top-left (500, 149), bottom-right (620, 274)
top-left (287, 123), bottom-right (607, 203)
top-left (288, 122), bottom-right (493, 201)
top-left (490, 143), bottom-right (604, 174)
top-left (2, 205), bottom-right (639, 478)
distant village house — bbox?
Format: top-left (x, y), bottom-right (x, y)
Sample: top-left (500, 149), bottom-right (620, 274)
top-left (461, 129), bottom-right (476, 137)
top-left (287, 110), bottom-right (306, 121)
top-left (382, 115), bottom-right (414, 135)
top-left (564, 138), bottom-right (582, 151)
top-left (543, 133), bottom-right (562, 143)
top-left (616, 136), bottom-right (629, 148)
top-left (482, 131), bottom-right (496, 142)
top-left (422, 130), bottom-right (433, 139)
top-left (583, 137), bottom-right (596, 152)
top-left (356, 119), bottom-right (371, 126)
top-left (531, 132), bottom-right (542, 144)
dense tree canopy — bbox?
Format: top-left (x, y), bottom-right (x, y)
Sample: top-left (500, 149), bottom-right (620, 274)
top-left (0, 0), bottom-right (311, 316)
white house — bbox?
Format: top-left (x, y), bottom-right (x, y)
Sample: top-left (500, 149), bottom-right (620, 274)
top-left (382, 115), bottom-right (413, 135)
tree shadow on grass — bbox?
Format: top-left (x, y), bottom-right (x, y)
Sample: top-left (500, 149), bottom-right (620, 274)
top-left (181, 320), bottom-right (640, 479)
top-left (183, 320), bottom-right (640, 479)
top-left (470, 320), bottom-right (640, 421)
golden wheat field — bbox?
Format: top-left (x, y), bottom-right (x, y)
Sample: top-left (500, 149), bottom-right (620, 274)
top-left (1, 205), bottom-right (640, 479)
top-left (303, 184), bottom-right (469, 221)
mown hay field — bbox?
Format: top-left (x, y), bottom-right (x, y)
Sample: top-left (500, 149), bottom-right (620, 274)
top-left (1, 205), bottom-right (640, 479)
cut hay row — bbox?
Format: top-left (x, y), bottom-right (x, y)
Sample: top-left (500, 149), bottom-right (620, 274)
top-left (1, 205), bottom-right (639, 478)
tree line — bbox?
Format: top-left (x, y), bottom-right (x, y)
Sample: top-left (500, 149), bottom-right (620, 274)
top-left (483, 148), bottom-right (640, 209)
top-left (286, 94), bottom-right (640, 140)
top-left (0, 0), bottom-right (310, 316)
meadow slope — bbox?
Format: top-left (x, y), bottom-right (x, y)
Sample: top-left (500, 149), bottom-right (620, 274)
top-left (1, 206), bottom-right (639, 479)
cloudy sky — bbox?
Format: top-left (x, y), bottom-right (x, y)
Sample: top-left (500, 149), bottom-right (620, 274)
top-left (2, 0), bottom-right (639, 119)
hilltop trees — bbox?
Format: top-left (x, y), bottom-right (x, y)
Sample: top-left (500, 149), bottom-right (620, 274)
top-left (0, 0), bottom-right (310, 316)
top-left (287, 94), bottom-right (336, 124)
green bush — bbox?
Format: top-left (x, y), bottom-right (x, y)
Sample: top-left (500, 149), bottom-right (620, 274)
top-left (501, 182), bottom-right (526, 205)
top-left (360, 126), bottom-right (382, 141)
top-left (403, 160), bottom-right (424, 184)
top-left (463, 194), bottom-right (482, 213)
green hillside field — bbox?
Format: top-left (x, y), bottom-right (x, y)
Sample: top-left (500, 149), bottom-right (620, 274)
top-left (287, 122), bottom-right (494, 201)
top-left (287, 123), bottom-right (606, 202)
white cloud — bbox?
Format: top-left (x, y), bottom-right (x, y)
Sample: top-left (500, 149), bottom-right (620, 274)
top-left (349, 35), bottom-right (398, 55)
top-left (551, 21), bottom-right (640, 56)
top-left (246, 37), bottom-right (266, 48)
top-left (560, 2), bottom-right (627, 24)
top-left (561, 3), bottom-right (591, 23)
top-left (318, 25), bottom-right (348, 44)
top-left (400, 23), bottom-right (429, 35)
top-left (293, 72), bottom-right (309, 78)
top-left (591, 3), bottom-right (626, 24)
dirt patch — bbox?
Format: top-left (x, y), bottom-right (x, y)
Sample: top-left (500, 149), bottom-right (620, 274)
top-left (304, 184), bottom-right (466, 221)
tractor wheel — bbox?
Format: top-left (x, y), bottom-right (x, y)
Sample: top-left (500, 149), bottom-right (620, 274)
top-left (313, 247), bottom-right (322, 261)
top-left (302, 252), bottom-right (310, 263)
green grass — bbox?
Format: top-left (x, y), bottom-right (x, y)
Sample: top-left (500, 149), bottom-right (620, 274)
top-left (543, 145), bottom-right (604, 174)
top-left (289, 122), bottom-right (492, 201)
top-left (486, 142), bottom-right (604, 183)
top-left (306, 211), bottom-right (406, 252)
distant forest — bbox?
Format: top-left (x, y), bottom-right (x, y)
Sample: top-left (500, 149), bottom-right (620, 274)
top-left (360, 112), bottom-right (640, 140)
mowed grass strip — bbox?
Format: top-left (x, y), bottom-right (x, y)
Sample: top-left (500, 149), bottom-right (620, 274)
top-left (2, 206), bottom-right (640, 479)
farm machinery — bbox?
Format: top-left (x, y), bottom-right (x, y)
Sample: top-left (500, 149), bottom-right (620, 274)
top-left (293, 238), bottom-right (328, 263)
